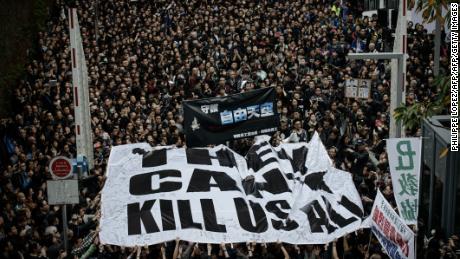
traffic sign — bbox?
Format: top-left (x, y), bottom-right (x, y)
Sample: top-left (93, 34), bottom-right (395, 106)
top-left (49, 156), bottom-right (74, 179)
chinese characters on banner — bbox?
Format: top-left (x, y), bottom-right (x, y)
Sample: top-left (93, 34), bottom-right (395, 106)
top-left (386, 138), bottom-right (422, 225)
top-left (370, 191), bottom-right (415, 259)
top-left (183, 87), bottom-right (279, 147)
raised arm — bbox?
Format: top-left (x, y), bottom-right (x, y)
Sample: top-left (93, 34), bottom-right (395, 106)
top-left (332, 240), bottom-right (339, 259)
top-left (278, 241), bottom-right (290, 259)
top-left (173, 238), bottom-right (180, 259)
top-left (220, 243), bottom-right (230, 258)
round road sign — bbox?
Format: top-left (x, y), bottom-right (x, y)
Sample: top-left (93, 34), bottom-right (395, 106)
top-left (49, 156), bottom-right (74, 179)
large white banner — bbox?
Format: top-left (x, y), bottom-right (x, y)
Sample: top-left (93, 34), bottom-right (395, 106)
top-left (386, 138), bottom-right (421, 225)
top-left (100, 133), bottom-right (364, 246)
top-left (370, 191), bottom-right (415, 259)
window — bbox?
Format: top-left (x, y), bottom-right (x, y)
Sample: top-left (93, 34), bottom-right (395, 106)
top-left (364, 0), bottom-right (379, 10)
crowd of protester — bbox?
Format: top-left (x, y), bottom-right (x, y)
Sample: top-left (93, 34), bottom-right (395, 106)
top-left (0, 0), bottom-right (456, 258)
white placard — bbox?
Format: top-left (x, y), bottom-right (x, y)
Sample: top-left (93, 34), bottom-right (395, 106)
top-left (345, 79), bottom-right (358, 98)
top-left (47, 180), bottom-right (79, 205)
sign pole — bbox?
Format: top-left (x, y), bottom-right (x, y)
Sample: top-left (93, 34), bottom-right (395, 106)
top-left (77, 165), bottom-right (82, 180)
top-left (413, 224), bottom-right (418, 259)
top-left (366, 230), bottom-right (373, 256)
top-left (62, 204), bottom-right (69, 252)
top-left (48, 155), bottom-right (78, 253)
top-left (414, 232), bottom-right (417, 259)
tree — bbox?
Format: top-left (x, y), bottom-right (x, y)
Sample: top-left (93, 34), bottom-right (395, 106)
top-left (395, 0), bottom-right (453, 133)
top-left (411, 0), bottom-right (452, 26)
top-left (394, 76), bottom-right (450, 132)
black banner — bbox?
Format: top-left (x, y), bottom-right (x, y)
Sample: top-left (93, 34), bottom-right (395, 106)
top-left (183, 88), bottom-right (279, 147)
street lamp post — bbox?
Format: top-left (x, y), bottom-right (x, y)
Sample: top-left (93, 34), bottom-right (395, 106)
top-left (347, 52), bottom-right (405, 138)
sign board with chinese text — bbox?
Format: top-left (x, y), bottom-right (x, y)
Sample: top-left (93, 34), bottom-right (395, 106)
top-left (370, 191), bottom-right (415, 259)
top-left (387, 138), bottom-right (422, 225)
top-left (47, 179), bottom-right (79, 205)
top-left (183, 87), bottom-right (279, 147)
top-left (49, 156), bottom-right (74, 180)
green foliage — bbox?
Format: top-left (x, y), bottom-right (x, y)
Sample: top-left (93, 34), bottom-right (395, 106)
top-left (414, 0), bottom-right (452, 26)
top-left (397, 0), bottom-right (453, 132)
top-left (394, 75), bottom-right (450, 131)
top-left (33, 0), bottom-right (49, 32)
